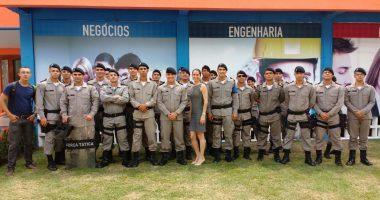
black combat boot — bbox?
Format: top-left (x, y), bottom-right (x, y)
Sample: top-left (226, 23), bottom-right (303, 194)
top-left (159, 152), bottom-right (170, 166)
top-left (346, 150), bottom-right (356, 166)
top-left (304, 151), bottom-right (316, 166)
top-left (360, 150), bottom-right (373, 166)
top-left (324, 142), bottom-right (332, 159)
top-left (121, 151), bottom-right (131, 167)
top-left (280, 149), bottom-right (290, 164)
top-left (96, 150), bottom-right (111, 168)
top-left (273, 147), bottom-right (281, 163)
top-left (233, 146), bottom-right (239, 160)
top-left (225, 149), bottom-right (233, 162)
top-left (47, 155), bottom-right (57, 171)
top-left (213, 148), bottom-right (221, 163)
top-left (54, 151), bottom-right (65, 165)
top-left (315, 150), bottom-right (323, 165)
top-left (145, 147), bottom-right (151, 162)
top-left (334, 150), bottom-right (343, 166)
top-left (149, 151), bottom-right (159, 166)
top-left (176, 151), bottom-right (187, 165)
top-left (257, 149), bottom-right (265, 161)
top-left (127, 152), bottom-right (140, 168)
top-left (185, 146), bottom-right (193, 160)
top-left (243, 147), bottom-right (251, 160)
top-left (268, 140), bottom-right (274, 154)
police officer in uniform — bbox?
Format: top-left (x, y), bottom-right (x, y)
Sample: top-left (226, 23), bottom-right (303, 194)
top-left (345, 68), bottom-right (375, 166)
top-left (208, 63), bottom-right (239, 163)
top-left (61, 66), bottom-right (73, 86)
top-left (96, 69), bottom-right (130, 168)
top-left (88, 63), bottom-right (109, 154)
top-left (157, 67), bottom-right (188, 165)
top-left (233, 70), bottom-right (255, 160)
top-left (254, 68), bottom-right (284, 162)
top-left (36, 64), bottom-right (65, 171)
top-left (281, 66), bottom-right (316, 166)
top-left (314, 68), bottom-right (345, 166)
top-left (179, 68), bottom-right (194, 160)
top-left (128, 63), bottom-right (158, 167)
top-left (60, 68), bottom-right (99, 168)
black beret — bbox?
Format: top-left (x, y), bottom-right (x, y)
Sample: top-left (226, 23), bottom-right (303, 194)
top-left (275, 68), bottom-right (283, 74)
top-left (95, 63), bottom-right (106, 70)
top-left (152, 69), bottom-right (161, 76)
top-left (322, 68), bottom-right (334, 75)
top-left (354, 67), bottom-right (366, 75)
top-left (294, 66), bottom-right (305, 73)
top-left (62, 66), bottom-right (72, 73)
top-left (49, 63), bottom-right (61, 71)
top-left (265, 67), bottom-right (275, 73)
top-left (73, 67), bottom-right (85, 75)
top-left (247, 76), bottom-right (256, 82)
top-left (128, 63), bottom-right (138, 69)
top-left (105, 68), bottom-right (110, 72)
top-left (202, 65), bottom-right (211, 72)
top-left (237, 70), bottom-right (247, 77)
top-left (166, 67), bottom-right (177, 75)
top-left (217, 63), bottom-right (228, 71)
top-left (180, 68), bottom-right (190, 75)
top-left (108, 69), bottom-right (119, 76)
top-left (139, 62), bottom-right (149, 69)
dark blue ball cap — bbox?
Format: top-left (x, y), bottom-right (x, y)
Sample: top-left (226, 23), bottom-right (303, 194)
top-left (294, 66), bottom-right (305, 73)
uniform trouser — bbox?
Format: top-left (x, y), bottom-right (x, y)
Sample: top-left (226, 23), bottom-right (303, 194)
top-left (44, 129), bottom-right (65, 155)
top-left (348, 118), bottom-right (371, 150)
top-left (183, 114), bottom-right (192, 146)
top-left (132, 117), bottom-right (157, 152)
top-left (257, 119), bottom-right (282, 150)
top-left (160, 115), bottom-right (185, 152)
top-left (315, 115), bottom-right (342, 151)
top-left (212, 115), bottom-right (234, 150)
top-left (233, 119), bottom-right (252, 147)
top-left (102, 116), bottom-right (129, 151)
top-left (7, 119), bottom-right (34, 169)
top-left (283, 120), bottom-right (313, 151)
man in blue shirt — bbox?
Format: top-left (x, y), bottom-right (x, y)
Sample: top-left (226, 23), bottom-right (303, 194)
top-left (0, 67), bottom-right (36, 176)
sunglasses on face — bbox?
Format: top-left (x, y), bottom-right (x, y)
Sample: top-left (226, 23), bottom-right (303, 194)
top-left (237, 75), bottom-right (246, 78)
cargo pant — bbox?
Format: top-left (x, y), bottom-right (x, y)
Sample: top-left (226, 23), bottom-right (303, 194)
top-left (315, 114), bottom-right (342, 151)
top-left (102, 115), bottom-right (129, 151)
top-left (212, 115), bottom-right (234, 150)
top-left (160, 115), bottom-right (185, 152)
top-left (348, 118), bottom-right (371, 150)
top-left (233, 112), bottom-right (253, 147)
top-left (283, 119), bottom-right (313, 151)
top-left (132, 117), bottom-right (157, 152)
top-left (257, 119), bottom-right (282, 150)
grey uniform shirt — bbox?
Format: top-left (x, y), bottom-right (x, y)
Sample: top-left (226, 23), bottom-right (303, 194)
top-left (88, 78), bottom-right (109, 106)
top-left (237, 85), bottom-right (255, 120)
top-left (100, 84), bottom-right (129, 114)
top-left (207, 78), bottom-right (239, 116)
top-left (60, 83), bottom-right (99, 127)
top-left (284, 81), bottom-right (316, 121)
top-left (314, 82), bottom-right (344, 117)
top-left (129, 79), bottom-right (158, 119)
top-left (254, 82), bottom-right (285, 122)
top-left (345, 84), bottom-right (376, 120)
top-left (157, 82), bottom-right (188, 119)
top-left (36, 78), bottom-right (65, 123)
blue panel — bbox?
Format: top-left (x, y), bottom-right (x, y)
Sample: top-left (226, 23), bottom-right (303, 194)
top-left (176, 14), bottom-right (189, 70)
top-left (321, 16), bottom-right (333, 76)
top-left (20, 12), bottom-right (36, 84)
top-left (334, 12), bottom-right (380, 22)
top-left (34, 20), bottom-right (176, 37)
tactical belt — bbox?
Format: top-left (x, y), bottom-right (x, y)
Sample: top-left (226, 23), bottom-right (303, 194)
top-left (287, 109), bottom-right (308, 115)
top-left (134, 121), bottom-right (144, 129)
top-left (211, 103), bottom-right (232, 110)
top-left (65, 139), bottom-right (95, 150)
top-left (260, 107), bottom-right (281, 116)
top-left (211, 118), bottom-right (223, 125)
top-left (103, 112), bottom-right (124, 118)
top-left (316, 120), bottom-right (340, 129)
top-left (103, 125), bottom-right (127, 135)
top-left (184, 106), bottom-right (190, 112)
top-left (238, 108), bottom-right (251, 114)
top-left (134, 107), bottom-right (152, 111)
top-left (44, 109), bottom-right (60, 114)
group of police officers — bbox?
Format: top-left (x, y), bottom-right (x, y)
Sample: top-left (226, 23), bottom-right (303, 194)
top-left (36, 62), bottom-right (375, 171)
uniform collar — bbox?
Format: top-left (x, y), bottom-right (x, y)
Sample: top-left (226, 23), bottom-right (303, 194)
top-left (47, 77), bottom-right (61, 84)
top-left (262, 81), bottom-right (277, 88)
top-left (164, 81), bottom-right (180, 88)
